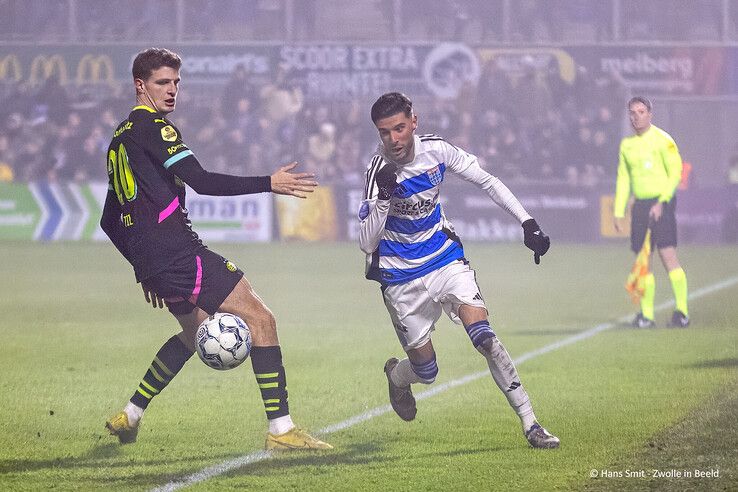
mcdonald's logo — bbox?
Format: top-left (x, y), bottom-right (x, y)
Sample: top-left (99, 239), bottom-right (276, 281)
top-left (29, 54), bottom-right (68, 85)
top-left (0, 55), bottom-right (22, 82)
top-left (76, 54), bottom-right (115, 85)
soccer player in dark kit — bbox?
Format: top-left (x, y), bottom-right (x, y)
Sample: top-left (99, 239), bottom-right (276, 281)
top-left (102, 47), bottom-right (331, 450)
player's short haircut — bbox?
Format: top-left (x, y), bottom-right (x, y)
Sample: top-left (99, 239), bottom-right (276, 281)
top-left (371, 92), bottom-right (413, 124)
top-left (628, 96), bottom-right (652, 112)
top-left (132, 48), bottom-right (182, 81)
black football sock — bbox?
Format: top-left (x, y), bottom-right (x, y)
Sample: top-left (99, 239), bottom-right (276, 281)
top-left (129, 335), bottom-right (194, 410)
top-left (250, 346), bottom-right (290, 420)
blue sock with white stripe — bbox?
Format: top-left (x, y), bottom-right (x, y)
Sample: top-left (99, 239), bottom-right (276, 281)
top-left (464, 320), bottom-right (496, 348)
top-left (411, 358), bottom-right (438, 384)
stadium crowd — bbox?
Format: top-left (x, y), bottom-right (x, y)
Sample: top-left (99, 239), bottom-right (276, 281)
top-left (1, 0), bottom-right (731, 187)
top-left (0, 58), bottom-right (627, 187)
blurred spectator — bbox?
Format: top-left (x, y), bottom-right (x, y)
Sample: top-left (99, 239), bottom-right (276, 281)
top-left (36, 74), bottom-right (70, 125)
top-left (0, 133), bottom-right (14, 181)
top-left (307, 122), bottom-right (337, 178)
top-left (221, 64), bottom-right (256, 124)
top-left (496, 127), bottom-right (526, 180)
top-left (259, 67), bottom-right (303, 124)
top-left (515, 62), bottom-right (554, 126)
top-left (192, 107), bottom-right (229, 170)
top-left (450, 111), bottom-right (474, 150)
top-left (80, 127), bottom-right (108, 181)
top-left (16, 138), bottom-right (48, 182)
top-left (233, 97), bottom-right (260, 141)
top-left (1, 82), bottom-right (34, 118)
top-left (728, 154), bottom-right (738, 187)
top-left (476, 60), bottom-right (515, 118)
top-left (222, 129), bottom-right (251, 174)
top-left (334, 129), bottom-right (363, 185)
top-left (246, 142), bottom-right (267, 176)
top-left (424, 99), bottom-right (459, 137)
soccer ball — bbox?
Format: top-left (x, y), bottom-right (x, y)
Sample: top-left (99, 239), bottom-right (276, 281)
top-left (195, 313), bottom-right (252, 370)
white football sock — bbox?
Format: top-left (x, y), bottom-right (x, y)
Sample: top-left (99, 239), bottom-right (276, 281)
top-left (269, 415), bottom-right (295, 436)
top-left (124, 401), bottom-right (144, 426)
top-left (391, 358), bottom-right (423, 387)
top-left (476, 337), bottom-right (537, 432)
top-left (519, 405), bottom-right (537, 432)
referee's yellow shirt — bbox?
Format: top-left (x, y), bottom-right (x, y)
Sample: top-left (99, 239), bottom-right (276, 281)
top-left (614, 125), bottom-right (683, 218)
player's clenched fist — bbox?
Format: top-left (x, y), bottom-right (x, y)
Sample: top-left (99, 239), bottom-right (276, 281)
top-left (522, 218), bottom-right (550, 265)
top-left (375, 163), bottom-right (398, 201)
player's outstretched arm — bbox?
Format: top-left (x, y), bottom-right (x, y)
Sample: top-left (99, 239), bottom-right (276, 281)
top-left (173, 155), bottom-right (316, 197)
top-left (270, 162), bottom-right (318, 198)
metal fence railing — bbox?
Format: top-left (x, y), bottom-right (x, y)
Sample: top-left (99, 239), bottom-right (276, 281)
top-left (2, 0), bottom-right (737, 45)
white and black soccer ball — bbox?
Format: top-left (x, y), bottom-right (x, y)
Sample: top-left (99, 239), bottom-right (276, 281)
top-left (195, 313), bottom-right (252, 370)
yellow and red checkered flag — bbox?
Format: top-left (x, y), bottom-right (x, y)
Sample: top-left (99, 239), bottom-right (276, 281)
top-left (625, 229), bottom-right (651, 304)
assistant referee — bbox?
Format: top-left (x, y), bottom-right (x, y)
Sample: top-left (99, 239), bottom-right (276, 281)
top-left (613, 96), bottom-right (689, 328)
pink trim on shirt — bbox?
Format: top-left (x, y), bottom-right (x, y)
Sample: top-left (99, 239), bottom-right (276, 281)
top-left (188, 255), bottom-right (203, 305)
top-left (158, 196), bottom-right (180, 223)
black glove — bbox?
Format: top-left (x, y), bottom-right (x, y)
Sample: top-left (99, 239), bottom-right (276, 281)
top-left (375, 163), bottom-right (398, 201)
top-left (522, 218), bottom-right (550, 265)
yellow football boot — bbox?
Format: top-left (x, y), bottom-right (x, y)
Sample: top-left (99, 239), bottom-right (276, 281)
top-left (265, 428), bottom-right (333, 451)
top-left (105, 411), bottom-right (139, 444)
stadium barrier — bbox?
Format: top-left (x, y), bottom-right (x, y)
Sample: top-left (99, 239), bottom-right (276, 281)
top-left (0, 182), bottom-right (734, 243)
top-left (0, 182), bottom-right (270, 242)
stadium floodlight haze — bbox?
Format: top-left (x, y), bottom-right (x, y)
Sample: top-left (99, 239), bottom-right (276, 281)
top-left (0, 1), bottom-right (737, 490)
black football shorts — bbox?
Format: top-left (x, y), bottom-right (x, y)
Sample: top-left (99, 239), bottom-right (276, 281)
top-left (630, 197), bottom-right (678, 253)
top-left (142, 247), bottom-right (244, 315)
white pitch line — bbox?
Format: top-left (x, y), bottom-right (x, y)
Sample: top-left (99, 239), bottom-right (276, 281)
top-left (153, 275), bottom-right (738, 492)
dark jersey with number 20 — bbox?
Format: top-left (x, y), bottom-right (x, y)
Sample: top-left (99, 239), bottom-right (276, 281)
top-left (102, 105), bottom-right (202, 281)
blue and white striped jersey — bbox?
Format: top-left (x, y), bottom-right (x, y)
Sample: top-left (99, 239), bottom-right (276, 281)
top-left (358, 134), bottom-right (531, 285)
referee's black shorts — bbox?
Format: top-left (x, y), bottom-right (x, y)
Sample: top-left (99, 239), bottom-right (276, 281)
top-left (630, 196), bottom-right (678, 253)
top-left (142, 247), bottom-right (244, 315)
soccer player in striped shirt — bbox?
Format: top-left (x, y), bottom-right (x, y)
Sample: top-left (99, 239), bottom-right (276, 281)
top-left (359, 92), bottom-right (559, 448)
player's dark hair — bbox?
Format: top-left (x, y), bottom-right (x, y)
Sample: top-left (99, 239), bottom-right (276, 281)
top-left (132, 48), bottom-right (182, 80)
top-left (628, 96), bottom-right (652, 112)
top-left (371, 92), bottom-right (413, 124)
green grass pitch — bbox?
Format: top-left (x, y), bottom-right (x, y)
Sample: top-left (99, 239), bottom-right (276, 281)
top-left (0, 241), bottom-right (736, 491)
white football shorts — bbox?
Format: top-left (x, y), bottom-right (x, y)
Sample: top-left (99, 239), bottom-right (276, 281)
top-left (381, 259), bottom-right (487, 350)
